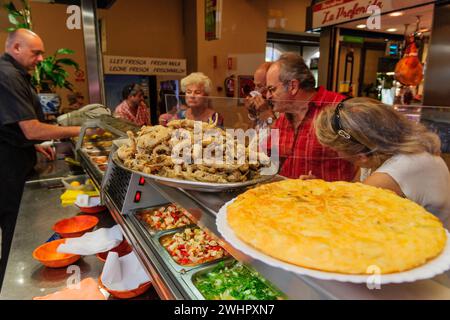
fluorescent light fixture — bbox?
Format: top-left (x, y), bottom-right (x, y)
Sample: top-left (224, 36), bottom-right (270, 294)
top-left (389, 12), bottom-right (404, 17)
top-left (356, 24), bottom-right (366, 29)
top-left (387, 28), bottom-right (398, 32)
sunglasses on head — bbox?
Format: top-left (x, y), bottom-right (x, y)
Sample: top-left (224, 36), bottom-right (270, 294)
top-left (331, 98), bottom-right (373, 153)
top-left (332, 98), bottom-right (354, 141)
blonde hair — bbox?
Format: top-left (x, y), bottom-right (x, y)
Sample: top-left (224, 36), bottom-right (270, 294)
top-left (181, 72), bottom-right (212, 95)
top-left (314, 97), bottom-right (441, 161)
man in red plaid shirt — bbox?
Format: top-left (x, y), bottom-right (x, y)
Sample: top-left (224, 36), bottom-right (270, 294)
top-left (114, 83), bottom-right (151, 126)
top-left (262, 52), bottom-right (356, 181)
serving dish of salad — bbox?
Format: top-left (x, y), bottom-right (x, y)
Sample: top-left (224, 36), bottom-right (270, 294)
top-left (193, 260), bottom-right (283, 300)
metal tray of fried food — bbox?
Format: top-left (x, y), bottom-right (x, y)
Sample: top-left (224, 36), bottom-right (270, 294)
top-left (156, 227), bottom-right (229, 273)
top-left (112, 152), bottom-right (277, 193)
top-left (133, 203), bottom-right (195, 237)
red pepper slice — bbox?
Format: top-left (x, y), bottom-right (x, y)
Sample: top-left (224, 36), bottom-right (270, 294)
top-left (180, 250), bottom-right (189, 257)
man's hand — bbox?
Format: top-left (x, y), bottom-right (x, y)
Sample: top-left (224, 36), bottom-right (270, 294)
top-left (85, 127), bottom-right (105, 136)
top-left (247, 95), bottom-right (270, 114)
top-left (299, 170), bottom-right (316, 180)
top-left (35, 144), bottom-right (56, 161)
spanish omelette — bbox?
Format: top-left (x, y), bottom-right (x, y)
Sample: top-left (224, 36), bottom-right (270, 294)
top-left (227, 179), bottom-right (447, 274)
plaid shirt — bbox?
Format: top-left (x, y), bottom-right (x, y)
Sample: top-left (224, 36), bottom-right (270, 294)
top-left (272, 86), bottom-right (356, 181)
top-left (114, 100), bottom-right (150, 126)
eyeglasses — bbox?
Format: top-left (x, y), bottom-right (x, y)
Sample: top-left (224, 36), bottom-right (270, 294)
top-left (267, 81), bottom-right (291, 95)
top-left (266, 83), bottom-right (281, 95)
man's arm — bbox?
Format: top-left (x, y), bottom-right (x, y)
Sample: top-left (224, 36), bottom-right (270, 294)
top-left (19, 119), bottom-right (81, 140)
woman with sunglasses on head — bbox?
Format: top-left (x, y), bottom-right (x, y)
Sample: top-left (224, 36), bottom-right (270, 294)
top-left (315, 97), bottom-right (450, 226)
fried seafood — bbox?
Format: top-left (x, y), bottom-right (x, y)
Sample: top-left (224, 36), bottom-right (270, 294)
top-left (117, 119), bottom-right (271, 183)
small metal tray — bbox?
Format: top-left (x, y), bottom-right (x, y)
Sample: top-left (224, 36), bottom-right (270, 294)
top-left (89, 155), bottom-right (109, 165)
top-left (82, 148), bottom-right (110, 157)
top-left (133, 203), bottom-right (195, 237)
top-left (181, 259), bottom-right (285, 300)
top-left (179, 258), bottom-right (237, 300)
top-left (112, 152), bottom-right (277, 193)
top-left (156, 227), bottom-right (229, 273)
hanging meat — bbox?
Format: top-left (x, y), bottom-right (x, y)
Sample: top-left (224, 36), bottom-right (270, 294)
top-left (394, 36), bottom-right (424, 86)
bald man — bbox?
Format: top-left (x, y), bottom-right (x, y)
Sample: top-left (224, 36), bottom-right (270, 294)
top-left (0, 29), bottom-right (82, 290)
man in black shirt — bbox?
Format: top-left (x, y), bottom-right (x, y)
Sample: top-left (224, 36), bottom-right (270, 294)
top-left (0, 29), bottom-right (83, 291)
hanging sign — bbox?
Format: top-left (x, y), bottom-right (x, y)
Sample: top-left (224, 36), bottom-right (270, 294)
top-left (103, 55), bottom-right (187, 76)
top-left (312, 0), bottom-right (433, 29)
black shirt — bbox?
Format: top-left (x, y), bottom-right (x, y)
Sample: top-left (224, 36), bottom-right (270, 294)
top-left (0, 53), bottom-right (44, 148)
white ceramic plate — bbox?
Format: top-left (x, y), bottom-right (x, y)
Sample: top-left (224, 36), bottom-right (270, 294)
top-left (217, 198), bottom-right (450, 284)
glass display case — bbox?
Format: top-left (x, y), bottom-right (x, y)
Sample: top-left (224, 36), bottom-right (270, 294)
top-left (75, 115), bottom-right (139, 189)
top-left (76, 96), bottom-right (450, 300)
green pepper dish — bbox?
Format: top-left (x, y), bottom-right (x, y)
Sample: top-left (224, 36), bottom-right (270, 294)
top-left (193, 261), bottom-right (284, 300)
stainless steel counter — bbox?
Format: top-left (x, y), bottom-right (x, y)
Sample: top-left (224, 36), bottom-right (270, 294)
top-left (149, 182), bottom-right (450, 300)
top-left (0, 179), bottom-right (108, 299)
top-left (0, 174), bottom-right (158, 300)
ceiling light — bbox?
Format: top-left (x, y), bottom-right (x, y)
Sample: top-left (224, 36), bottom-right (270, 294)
top-left (387, 28), bottom-right (398, 32)
top-left (389, 12), bottom-right (404, 17)
top-left (356, 24), bottom-right (366, 29)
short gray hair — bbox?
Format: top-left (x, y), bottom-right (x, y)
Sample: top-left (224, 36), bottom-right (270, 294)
top-left (181, 72), bottom-right (212, 95)
top-left (277, 52), bottom-right (316, 91)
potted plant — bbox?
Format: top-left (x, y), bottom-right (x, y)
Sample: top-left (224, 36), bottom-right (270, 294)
top-left (32, 49), bottom-right (80, 114)
top-left (3, 0), bottom-right (32, 31)
top-left (3, 0), bottom-right (80, 115)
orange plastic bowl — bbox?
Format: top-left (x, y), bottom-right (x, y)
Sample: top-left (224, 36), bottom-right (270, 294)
top-left (33, 239), bottom-right (81, 268)
top-left (96, 239), bottom-right (133, 262)
top-left (98, 277), bottom-right (152, 299)
top-left (76, 205), bottom-right (107, 214)
top-left (53, 215), bottom-right (99, 238)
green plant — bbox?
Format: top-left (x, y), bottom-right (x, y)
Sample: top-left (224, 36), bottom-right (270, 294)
top-left (32, 48), bottom-right (80, 93)
top-left (3, 0), bottom-right (32, 31)
top-left (3, 0), bottom-right (79, 93)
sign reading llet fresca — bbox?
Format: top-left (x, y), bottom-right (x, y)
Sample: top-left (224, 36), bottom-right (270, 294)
top-left (312, 0), bottom-right (430, 29)
top-left (103, 55), bottom-right (187, 76)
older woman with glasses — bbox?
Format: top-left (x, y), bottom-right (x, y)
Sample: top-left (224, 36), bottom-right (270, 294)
top-left (180, 72), bottom-right (223, 127)
top-left (315, 97), bottom-right (450, 226)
